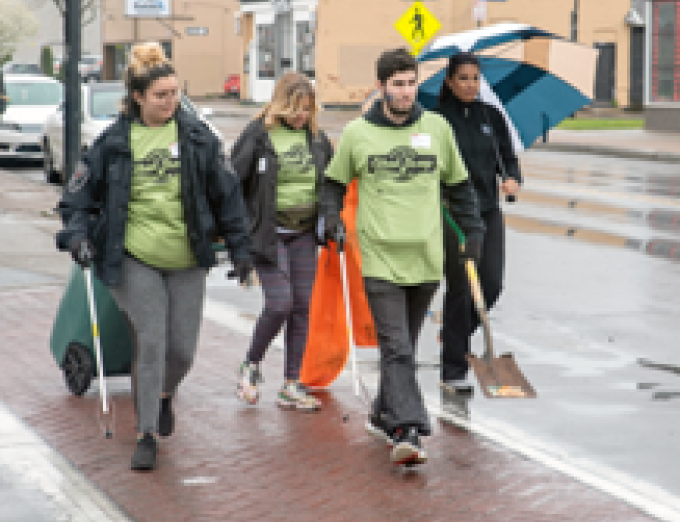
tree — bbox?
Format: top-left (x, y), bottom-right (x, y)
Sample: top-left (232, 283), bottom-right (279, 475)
top-left (0, 0), bottom-right (38, 63)
top-left (41, 45), bottom-right (54, 77)
top-left (51, 0), bottom-right (99, 27)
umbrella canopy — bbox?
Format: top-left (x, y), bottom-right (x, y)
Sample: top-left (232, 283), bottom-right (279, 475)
top-left (419, 22), bottom-right (554, 61)
top-left (415, 24), bottom-right (598, 150)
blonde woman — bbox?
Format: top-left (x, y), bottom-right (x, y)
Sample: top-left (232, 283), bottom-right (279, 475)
top-left (231, 72), bottom-right (333, 410)
top-left (56, 42), bottom-right (253, 471)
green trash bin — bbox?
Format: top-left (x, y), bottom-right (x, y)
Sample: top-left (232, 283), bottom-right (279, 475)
top-left (50, 265), bottom-right (133, 396)
top-left (50, 244), bottom-right (227, 396)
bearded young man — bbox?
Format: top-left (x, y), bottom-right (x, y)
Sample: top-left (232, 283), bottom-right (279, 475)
top-left (320, 48), bottom-right (484, 466)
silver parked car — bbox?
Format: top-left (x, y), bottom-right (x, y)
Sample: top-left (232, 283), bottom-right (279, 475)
top-left (0, 74), bottom-right (63, 162)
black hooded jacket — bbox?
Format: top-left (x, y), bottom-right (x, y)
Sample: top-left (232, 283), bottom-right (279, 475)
top-left (320, 100), bottom-right (484, 243)
top-left (435, 96), bottom-right (522, 212)
top-left (230, 118), bottom-right (333, 265)
top-left (56, 109), bottom-right (252, 287)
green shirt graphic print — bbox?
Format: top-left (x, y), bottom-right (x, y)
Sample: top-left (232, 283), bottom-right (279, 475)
top-left (268, 125), bottom-right (317, 211)
top-left (125, 119), bottom-right (196, 269)
top-left (324, 110), bottom-right (469, 285)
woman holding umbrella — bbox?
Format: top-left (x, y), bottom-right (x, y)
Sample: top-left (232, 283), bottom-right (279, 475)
top-left (436, 52), bottom-right (523, 392)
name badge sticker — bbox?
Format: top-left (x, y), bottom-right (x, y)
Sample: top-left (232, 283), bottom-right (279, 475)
top-left (169, 142), bottom-right (180, 158)
top-left (411, 133), bottom-right (431, 149)
top-left (258, 157), bottom-right (267, 173)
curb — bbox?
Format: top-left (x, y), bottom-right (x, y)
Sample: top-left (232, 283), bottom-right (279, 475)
top-left (531, 142), bottom-right (680, 163)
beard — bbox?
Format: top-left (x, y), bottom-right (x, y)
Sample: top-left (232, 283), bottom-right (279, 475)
top-left (384, 96), bottom-right (414, 117)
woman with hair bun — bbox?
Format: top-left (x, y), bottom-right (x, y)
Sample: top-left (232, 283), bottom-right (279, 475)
top-left (56, 42), bottom-right (253, 471)
top-left (231, 71), bottom-right (333, 411)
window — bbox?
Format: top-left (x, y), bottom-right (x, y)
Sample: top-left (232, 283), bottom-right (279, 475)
top-left (90, 88), bottom-right (124, 120)
top-left (297, 21), bottom-right (315, 79)
top-left (257, 25), bottom-right (276, 79)
top-left (6, 82), bottom-right (63, 106)
top-left (651, 1), bottom-right (680, 102)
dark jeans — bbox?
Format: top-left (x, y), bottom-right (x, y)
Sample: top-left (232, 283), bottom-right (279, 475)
top-left (247, 231), bottom-right (317, 380)
top-left (441, 206), bottom-right (505, 382)
top-left (364, 277), bottom-right (439, 436)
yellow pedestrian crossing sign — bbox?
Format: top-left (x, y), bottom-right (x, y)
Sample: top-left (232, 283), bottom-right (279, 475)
top-left (395, 1), bottom-right (441, 56)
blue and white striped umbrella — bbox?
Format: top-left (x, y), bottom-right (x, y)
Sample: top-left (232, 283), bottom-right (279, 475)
top-left (415, 23), bottom-right (598, 151)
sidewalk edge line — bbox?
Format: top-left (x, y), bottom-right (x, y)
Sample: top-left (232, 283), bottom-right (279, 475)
top-left (427, 402), bottom-right (680, 522)
top-left (0, 403), bottom-right (133, 522)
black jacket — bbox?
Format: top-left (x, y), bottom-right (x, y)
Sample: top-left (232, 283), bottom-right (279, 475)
top-left (230, 118), bottom-right (333, 265)
top-left (56, 109), bottom-right (252, 287)
top-left (435, 96), bottom-right (521, 212)
top-left (320, 100), bottom-right (484, 243)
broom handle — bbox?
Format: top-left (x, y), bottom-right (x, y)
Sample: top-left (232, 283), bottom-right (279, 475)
top-left (83, 267), bottom-right (110, 414)
top-left (442, 206), bottom-right (495, 361)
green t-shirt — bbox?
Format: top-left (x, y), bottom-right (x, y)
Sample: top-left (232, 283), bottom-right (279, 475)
top-left (125, 119), bottom-right (196, 269)
top-left (324, 111), bottom-right (469, 285)
top-left (268, 126), bottom-right (317, 211)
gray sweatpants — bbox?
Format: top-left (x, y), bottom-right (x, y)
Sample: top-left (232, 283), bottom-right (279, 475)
top-left (110, 256), bottom-right (207, 434)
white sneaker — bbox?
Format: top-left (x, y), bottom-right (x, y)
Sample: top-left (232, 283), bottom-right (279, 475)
top-left (236, 361), bottom-right (261, 405)
top-left (277, 382), bottom-right (321, 411)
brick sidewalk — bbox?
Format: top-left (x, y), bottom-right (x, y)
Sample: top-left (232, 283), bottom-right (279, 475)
top-left (0, 287), bottom-right (657, 522)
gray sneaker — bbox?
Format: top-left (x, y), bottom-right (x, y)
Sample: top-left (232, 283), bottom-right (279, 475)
top-left (440, 378), bottom-right (475, 394)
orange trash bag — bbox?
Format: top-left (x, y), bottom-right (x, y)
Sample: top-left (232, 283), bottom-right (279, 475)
top-left (341, 181), bottom-right (378, 348)
top-left (300, 181), bottom-right (378, 388)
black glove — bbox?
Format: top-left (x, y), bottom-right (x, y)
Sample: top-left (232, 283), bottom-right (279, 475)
top-left (324, 214), bottom-right (346, 252)
top-left (70, 238), bottom-right (96, 268)
top-left (227, 259), bottom-right (254, 286)
top-left (461, 237), bottom-right (482, 265)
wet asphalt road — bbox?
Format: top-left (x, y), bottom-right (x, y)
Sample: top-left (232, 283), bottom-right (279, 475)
top-left (6, 130), bottom-right (680, 504)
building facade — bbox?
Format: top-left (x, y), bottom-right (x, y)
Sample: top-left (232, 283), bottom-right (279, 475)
top-left (645, 0), bottom-right (680, 131)
top-left (237, 0), bottom-right (644, 110)
top-left (100, 0), bottom-right (242, 97)
top-left (102, 0), bottom-right (646, 109)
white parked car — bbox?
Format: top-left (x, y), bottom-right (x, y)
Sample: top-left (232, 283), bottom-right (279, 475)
top-left (0, 74), bottom-right (63, 161)
top-left (41, 82), bottom-right (219, 184)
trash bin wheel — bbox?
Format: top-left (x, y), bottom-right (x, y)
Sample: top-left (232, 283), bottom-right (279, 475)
top-left (62, 342), bottom-right (94, 396)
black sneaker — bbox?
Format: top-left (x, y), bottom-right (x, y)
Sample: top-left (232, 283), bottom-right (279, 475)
top-left (390, 427), bottom-right (427, 466)
top-left (365, 415), bottom-right (394, 447)
top-left (158, 396), bottom-right (174, 437)
top-left (131, 433), bottom-right (157, 471)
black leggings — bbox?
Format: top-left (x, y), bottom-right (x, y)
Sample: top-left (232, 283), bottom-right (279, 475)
top-left (441, 206), bottom-right (505, 381)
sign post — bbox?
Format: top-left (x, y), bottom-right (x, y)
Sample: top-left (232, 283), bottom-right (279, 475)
top-left (473, 0), bottom-right (487, 27)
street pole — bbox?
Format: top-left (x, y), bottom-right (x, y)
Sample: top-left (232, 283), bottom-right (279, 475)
top-left (571, 0), bottom-right (579, 42)
top-left (64, 0), bottom-right (81, 185)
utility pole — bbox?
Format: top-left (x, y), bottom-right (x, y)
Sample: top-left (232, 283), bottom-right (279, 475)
top-left (571, 0), bottom-right (579, 42)
top-left (64, 0), bottom-right (82, 185)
